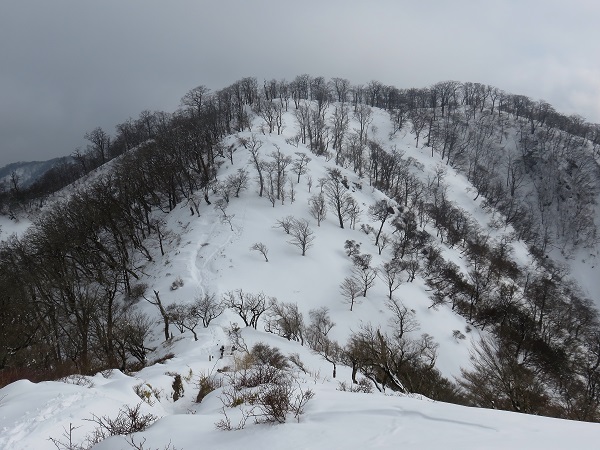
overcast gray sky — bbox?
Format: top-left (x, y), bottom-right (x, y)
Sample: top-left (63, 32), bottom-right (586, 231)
top-left (1, 0), bottom-right (599, 167)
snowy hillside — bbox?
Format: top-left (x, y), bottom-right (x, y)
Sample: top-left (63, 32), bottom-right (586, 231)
top-left (0, 157), bottom-right (72, 189)
top-left (2, 87), bottom-right (600, 448)
top-left (0, 215), bottom-right (31, 241)
top-left (2, 344), bottom-right (599, 450)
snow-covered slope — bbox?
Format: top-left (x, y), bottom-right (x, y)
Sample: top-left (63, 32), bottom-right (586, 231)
top-left (0, 215), bottom-right (31, 241)
top-left (2, 105), bottom-right (600, 449)
top-left (3, 348), bottom-right (599, 450)
top-left (0, 157), bottom-right (72, 189)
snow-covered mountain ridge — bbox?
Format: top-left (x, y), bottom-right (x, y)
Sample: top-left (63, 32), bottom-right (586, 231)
top-left (2, 78), bottom-right (600, 448)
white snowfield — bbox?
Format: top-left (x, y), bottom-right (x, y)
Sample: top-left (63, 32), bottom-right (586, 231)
top-left (1, 105), bottom-right (600, 449)
top-left (2, 354), bottom-right (599, 450)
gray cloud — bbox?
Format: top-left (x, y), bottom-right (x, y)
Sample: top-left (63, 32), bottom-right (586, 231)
top-left (1, 0), bottom-right (599, 167)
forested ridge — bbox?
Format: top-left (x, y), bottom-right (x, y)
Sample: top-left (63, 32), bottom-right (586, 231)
top-left (1, 75), bottom-right (600, 422)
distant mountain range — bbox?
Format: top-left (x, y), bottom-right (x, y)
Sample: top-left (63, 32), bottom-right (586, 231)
top-left (0, 156), bottom-right (72, 189)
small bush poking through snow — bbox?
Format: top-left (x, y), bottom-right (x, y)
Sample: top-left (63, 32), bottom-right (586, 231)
top-left (134, 383), bottom-right (162, 406)
top-left (196, 372), bottom-right (221, 403)
top-left (215, 343), bottom-right (314, 429)
top-left (170, 276), bottom-right (184, 291)
top-left (453, 329), bottom-right (466, 341)
top-left (151, 352), bottom-right (175, 366)
top-left (127, 282), bottom-right (148, 302)
top-left (50, 403), bottom-right (158, 449)
top-left (337, 378), bottom-right (374, 394)
top-left (250, 342), bottom-right (289, 370)
top-left (88, 403), bottom-right (158, 437)
top-left (171, 374), bottom-right (184, 402)
top-left (59, 374), bottom-right (94, 388)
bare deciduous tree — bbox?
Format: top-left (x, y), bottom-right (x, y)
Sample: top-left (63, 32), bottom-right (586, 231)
top-left (166, 293), bottom-right (224, 341)
top-left (408, 108), bottom-right (429, 148)
top-left (85, 127), bottom-right (111, 165)
top-left (340, 277), bottom-right (361, 311)
top-left (194, 292), bottom-right (226, 328)
top-left (226, 168), bottom-right (249, 198)
top-left (268, 148), bottom-right (293, 200)
top-left (354, 103), bottom-right (373, 144)
top-left (376, 232), bottom-right (390, 255)
top-left (330, 103), bottom-right (350, 165)
top-left (288, 177), bottom-right (296, 203)
top-left (458, 336), bottom-right (547, 414)
top-left (308, 193), bottom-right (327, 226)
top-left (215, 199), bottom-right (235, 231)
top-left (265, 298), bottom-right (305, 344)
top-left (379, 261), bottom-right (404, 299)
top-left (306, 307), bottom-right (341, 377)
top-left (368, 200), bottom-right (395, 246)
top-left (223, 290), bottom-right (270, 329)
top-left (352, 264), bottom-right (378, 297)
top-left (331, 77), bottom-right (351, 103)
top-left (250, 242), bottom-right (269, 262)
top-left (242, 135), bottom-right (265, 197)
top-left (166, 302), bottom-right (202, 341)
top-left (292, 152), bottom-right (311, 183)
top-left (274, 215), bottom-right (295, 234)
top-left (386, 297), bottom-right (419, 338)
top-left (143, 290), bottom-right (170, 341)
top-left (324, 168), bottom-right (352, 228)
top-left (181, 85), bottom-right (210, 115)
top-left (345, 195), bottom-right (361, 230)
top-left (288, 218), bottom-right (315, 256)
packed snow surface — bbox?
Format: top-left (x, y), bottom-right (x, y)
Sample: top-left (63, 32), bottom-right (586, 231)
top-left (2, 341), bottom-right (599, 450)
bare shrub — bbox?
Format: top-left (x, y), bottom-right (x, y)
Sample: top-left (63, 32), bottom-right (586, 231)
top-left (337, 378), bottom-right (373, 393)
top-left (196, 373), bottom-right (221, 403)
top-left (215, 405), bottom-right (251, 431)
top-left (125, 436), bottom-right (180, 450)
top-left (151, 352), bottom-right (175, 365)
top-left (59, 374), bottom-right (94, 388)
top-left (227, 323), bottom-right (249, 354)
top-left (453, 329), bottom-right (466, 340)
top-left (87, 403), bottom-right (158, 436)
top-left (51, 404), bottom-right (158, 448)
top-left (216, 344), bottom-right (314, 429)
top-left (48, 423), bottom-right (86, 450)
top-left (170, 276), bottom-right (184, 291)
top-left (171, 374), bottom-right (184, 401)
top-left (250, 342), bottom-right (289, 370)
top-left (133, 383), bottom-right (162, 406)
top-left (127, 283), bottom-right (148, 302)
